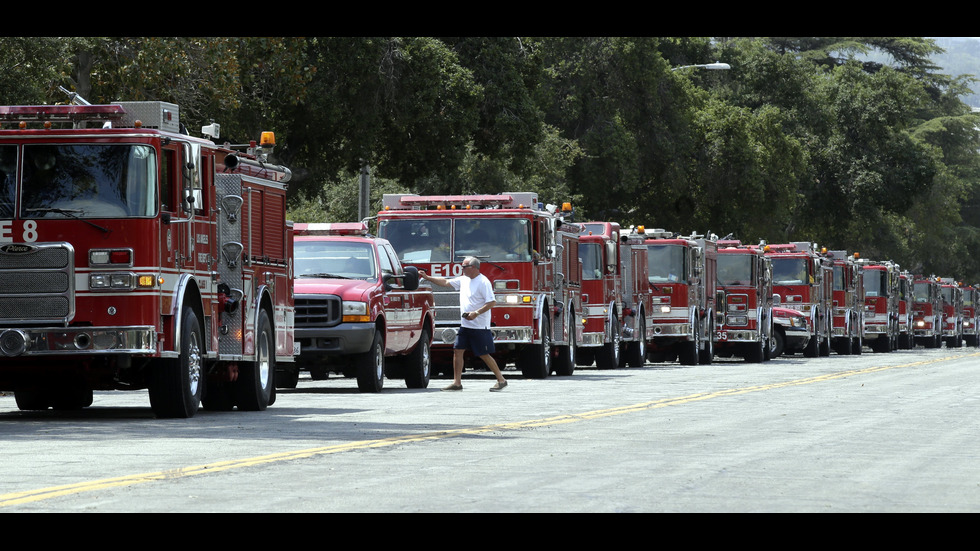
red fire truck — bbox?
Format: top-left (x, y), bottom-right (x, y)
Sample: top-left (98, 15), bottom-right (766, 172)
top-left (827, 250), bottom-right (863, 355)
top-left (713, 241), bottom-right (773, 362)
top-left (912, 276), bottom-right (943, 348)
top-left (643, 230), bottom-right (718, 365)
top-left (939, 277), bottom-right (964, 348)
top-left (897, 270), bottom-right (916, 349)
top-left (576, 222), bottom-right (651, 368)
top-left (961, 284), bottom-right (979, 347)
top-left (764, 242), bottom-right (833, 357)
top-left (0, 96), bottom-right (294, 417)
top-left (859, 260), bottom-right (901, 352)
top-left (376, 192), bottom-right (583, 378)
top-left (286, 222), bottom-right (435, 392)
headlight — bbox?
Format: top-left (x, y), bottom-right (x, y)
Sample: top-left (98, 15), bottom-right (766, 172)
top-left (342, 301), bottom-right (370, 322)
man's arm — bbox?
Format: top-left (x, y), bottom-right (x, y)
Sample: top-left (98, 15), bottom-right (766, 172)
top-left (463, 299), bottom-right (495, 320)
top-left (418, 270), bottom-right (451, 288)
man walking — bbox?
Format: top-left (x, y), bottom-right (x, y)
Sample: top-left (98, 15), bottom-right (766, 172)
top-left (418, 257), bottom-right (508, 392)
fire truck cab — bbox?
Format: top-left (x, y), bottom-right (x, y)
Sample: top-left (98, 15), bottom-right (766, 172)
top-left (827, 250), bottom-right (864, 355)
top-left (644, 230), bottom-right (718, 365)
top-left (376, 193), bottom-right (583, 379)
top-left (576, 222), bottom-right (651, 368)
top-left (286, 222), bottom-right (435, 392)
top-left (859, 260), bottom-right (901, 353)
top-left (765, 242), bottom-right (833, 357)
top-left (912, 276), bottom-right (943, 348)
top-left (713, 241), bottom-right (773, 362)
top-left (939, 277), bottom-right (964, 348)
top-left (0, 96), bottom-right (294, 417)
top-left (961, 284), bottom-right (979, 347)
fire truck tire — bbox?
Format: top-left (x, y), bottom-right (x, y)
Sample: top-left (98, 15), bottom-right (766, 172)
top-left (554, 328), bottom-right (576, 376)
top-left (576, 347), bottom-right (595, 367)
top-left (149, 308), bottom-right (203, 418)
top-left (595, 314), bottom-right (620, 369)
top-left (852, 336), bottom-right (862, 354)
top-left (356, 330), bottom-right (385, 392)
top-left (14, 390), bottom-right (50, 411)
top-left (803, 334), bottom-right (819, 357)
top-left (15, 387), bottom-right (93, 411)
top-left (679, 319), bottom-right (700, 366)
top-left (236, 309), bottom-right (276, 410)
top-left (519, 316), bottom-right (552, 378)
top-left (698, 318), bottom-right (714, 365)
top-left (624, 317), bottom-right (646, 368)
top-left (404, 329), bottom-right (431, 389)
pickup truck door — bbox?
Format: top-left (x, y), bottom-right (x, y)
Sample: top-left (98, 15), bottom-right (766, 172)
top-left (379, 243), bottom-right (411, 353)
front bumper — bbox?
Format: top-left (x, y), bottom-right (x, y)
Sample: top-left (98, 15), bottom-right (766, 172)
top-left (0, 326), bottom-right (156, 357)
top-left (296, 322), bottom-right (376, 356)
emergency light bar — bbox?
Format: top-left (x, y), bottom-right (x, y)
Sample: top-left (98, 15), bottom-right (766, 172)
top-left (0, 104), bottom-right (127, 124)
top-left (381, 192), bottom-right (539, 211)
top-left (294, 222), bottom-right (369, 236)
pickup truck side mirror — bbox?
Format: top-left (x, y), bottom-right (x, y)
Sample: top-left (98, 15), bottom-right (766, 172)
top-left (384, 266), bottom-right (420, 292)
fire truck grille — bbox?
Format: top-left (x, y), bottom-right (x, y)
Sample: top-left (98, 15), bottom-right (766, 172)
top-left (430, 284), bottom-right (460, 325)
top-left (295, 295), bottom-right (342, 327)
top-left (0, 244), bottom-right (74, 321)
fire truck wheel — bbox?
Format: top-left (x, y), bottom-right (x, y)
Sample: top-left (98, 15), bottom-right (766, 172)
top-left (554, 330), bottom-right (576, 376)
top-left (519, 315), bottom-right (552, 378)
top-left (236, 309), bottom-right (276, 410)
top-left (404, 329), bottom-right (431, 389)
top-left (356, 330), bottom-right (385, 392)
top-left (576, 347), bottom-right (595, 367)
top-left (149, 308), bottom-right (203, 418)
top-left (698, 317), bottom-right (714, 365)
top-left (14, 390), bottom-right (50, 411)
top-left (679, 319), bottom-right (700, 366)
top-left (745, 338), bottom-right (765, 363)
top-left (851, 336), bottom-right (863, 354)
top-left (596, 314), bottom-right (620, 369)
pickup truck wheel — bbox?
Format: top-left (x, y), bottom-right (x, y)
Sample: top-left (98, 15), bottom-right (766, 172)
top-left (149, 308), bottom-right (203, 418)
top-left (404, 329), bottom-right (431, 389)
top-left (236, 309), bottom-right (276, 410)
top-left (770, 329), bottom-right (785, 359)
top-left (357, 330), bottom-right (385, 392)
top-left (275, 365), bottom-right (299, 389)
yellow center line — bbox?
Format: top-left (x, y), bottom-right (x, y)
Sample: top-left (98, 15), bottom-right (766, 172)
top-left (0, 352), bottom-right (971, 508)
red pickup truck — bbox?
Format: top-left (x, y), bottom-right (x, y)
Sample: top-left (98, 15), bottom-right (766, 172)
top-left (278, 223), bottom-right (435, 392)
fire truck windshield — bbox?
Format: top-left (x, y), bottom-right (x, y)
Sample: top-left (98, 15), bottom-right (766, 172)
top-left (941, 287), bottom-right (955, 304)
top-left (295, 241), bottom-right (376, 280)
top-left (914, 282), bottom-right (933, 301)
top-left (580, 242), bottom-right (603, 279)
top-left (718, 254), bottom-right (753, 286)
top-left (772, 258), bottom-right (808, 285)
top-left (18, 144), bottom-right (157, 218)
top-left (864, 270), bottom-right (888, 297)
top-left (380, 217), bottom-right (531, 263)
top-left (647, 244), bottom-right (687, 284)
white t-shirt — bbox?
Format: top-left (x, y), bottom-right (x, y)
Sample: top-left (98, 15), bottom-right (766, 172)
top-left (450, 273), bottom-right (495, 329)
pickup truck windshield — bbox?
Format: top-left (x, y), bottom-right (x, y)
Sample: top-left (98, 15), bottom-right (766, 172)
top-left (296, 241), bottom-right (376, 280)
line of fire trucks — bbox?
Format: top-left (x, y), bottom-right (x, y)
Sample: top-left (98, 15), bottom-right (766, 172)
top-left (0, 91), bottom-right (976, 418)
top-left (370, 191), bottom-right (980, 380)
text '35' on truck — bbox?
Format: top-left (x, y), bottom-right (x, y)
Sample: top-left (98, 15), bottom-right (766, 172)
top-left (376, 192), bottom-right (583, 379)
top-left (0, 94), bottom-right (295, 418)
top-left (284, 222), bottom-right (434, 392)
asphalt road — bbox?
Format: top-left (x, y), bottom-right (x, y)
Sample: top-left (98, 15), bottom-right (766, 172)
top-left (1, 345), bottom-right (979, 512)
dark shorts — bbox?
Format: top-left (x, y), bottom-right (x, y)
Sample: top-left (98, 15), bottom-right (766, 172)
top-left (454, 327), bottom-right (495, 356)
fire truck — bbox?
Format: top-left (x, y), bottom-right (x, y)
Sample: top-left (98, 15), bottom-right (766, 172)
top-left (827, 250), bottom-right (863, 355)
top-left (859, 260), bottom-right (901, 352)
top-left (376, 192), bottom-right (583, 378)
top-left (286, 222), bottom-right (435, 392)
top-left (643, 230), bottom-right (718, 365)
top-left (764, 242), bottom-right (833, 357)
top-left (0, 95), bottom-right (294, 417)
top-left (713, 240), bottom-right (773, 362)
top-left (576, 222), bottom-right (651, 368)
top-left (896, 269), bottom-right (915, 349)
top-left (939, 277), bottom-right (964, 348)
top-left (912, 276), bottom-right (943, 348)
top-left (961, 284), bottom-right (979, 347)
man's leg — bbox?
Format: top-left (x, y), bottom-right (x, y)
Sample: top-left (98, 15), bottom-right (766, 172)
top-left (452, 348), bottom-right (465, 386)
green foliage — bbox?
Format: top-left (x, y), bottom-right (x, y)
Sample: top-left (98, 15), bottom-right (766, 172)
top-left (2, 36), bottom-right (978, 282)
